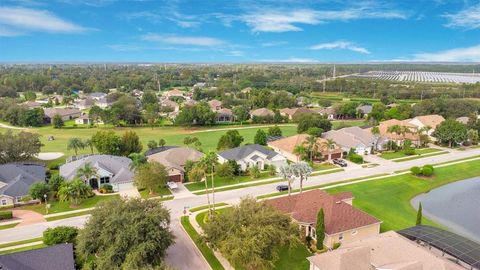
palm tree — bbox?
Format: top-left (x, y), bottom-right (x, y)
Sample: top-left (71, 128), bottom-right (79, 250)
top-left (387, 125), bottom-right (402, 150)
top-left (67, 137), bottom-right (85, 156)
top-left (291, 162), bottom-right (312, 193)
top-left (306, 135), bottom-right (317, 162)
top-left (417, 126), bottom-right (431, 147)
top-left (199, 151), bottom-right (218, 214)
top-left (293, 145), bottom-right (307, 162)
top-left (84, 139), bottom-right (94, 154)
top-left (58, 179), bottom-right (93, 205)
top-left (278, 165), bottom-right (294, 196)
top-left (371, 126), bottom-right (380, 151)
top-left (128, 153), bottom-right (147, 171)
top-left (76, 163), bottom-right (98, 187)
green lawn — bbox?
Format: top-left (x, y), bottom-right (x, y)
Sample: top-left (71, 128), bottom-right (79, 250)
top-left (326, 158), bottom-right (480, 232)
top-left (180, 216), bottom-right (225, 270)
top-left (0, 243), bottom-right (47, 255)
top-left (138, 186), bottom-right (172, 199)
top-left (16, 194), bottom-right (119, 215)
top-left (0, 222), bottom-right (20, 230)
top-left (45, 210), bottom-right (93, 222)
top-left (310, 162), bottom-right (337, 171)
top-left (185, 171), bottom-right (273, 192)
top-left (380, 148), bottom-right (443, 160)
top-left (189, 203), bottom-right (229, 213)
top-left (0, 237), bottom-right (43, 249)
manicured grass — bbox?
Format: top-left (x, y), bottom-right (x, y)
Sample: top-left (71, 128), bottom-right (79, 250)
top-left (45, 210), bottom-right (93, 222)
top-left (326, 158), bottom-right (480, 232)
top-left (192, 179), bottom-right (282, 195)
top-left (311, 168), bottom-right (343, 176)
top-left (380, 148), bottom-right (442, 160)
top-left (392, 151), bottom-right (448, 162)
top-left (185, 171), bottom-right (273, 192)
top-left (17, 194), bottom-right (119, 215)
top-left (0, 237), bottom-right (43, 249)
top-left (0, 243), bottom-right (47, 255)
top-left (310, 162), bottom-right (337, 171)
top-left (0, 222), bottom-right (20, 230)
top-left (180, 216), bottom-right (225, 270)
top-left (189, 203), bottom-right (229, 213)
top-left (139, 186), bottom-right (172, 199)
top-left (1, 124), bottom-right (298, 155)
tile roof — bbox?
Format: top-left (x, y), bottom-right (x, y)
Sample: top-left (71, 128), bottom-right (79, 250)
top-left (411, 114), bottom-right (445, 129)
top-left (0, 163), bottom-right (46, 198)
top-left (267, 134), bottom-right (342, 155)
top-left (250, 108), bottom-right (274, 117)
top-left (280, 107), bottom-right (314, 116)
top-left (218, 144), bottom-right (279, 161)
top-left (0, 243), bottom-right (75, 270)
top-left (323, 127), bottom-right (376, 150)
top-left (377, 119), bottom-right (419, 141)
top-left (266, 189), bottom-right (379, 234)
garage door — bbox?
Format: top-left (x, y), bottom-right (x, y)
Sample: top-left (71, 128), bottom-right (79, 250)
top-left (169, 174), bottom-right (182, 182)
top-left (330, 153), bottom-right (342, 159)
top-left (117, 182), bottom-right (135, 192)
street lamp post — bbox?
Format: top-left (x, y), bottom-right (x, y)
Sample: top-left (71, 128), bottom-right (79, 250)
top-left (43, 194), bottom-right (48, 214)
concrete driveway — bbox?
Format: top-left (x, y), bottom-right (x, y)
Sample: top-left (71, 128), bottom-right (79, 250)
top-left (118, 183), bottom-right (141, 198)
top-left (13, 210), bottom-right (46, 227)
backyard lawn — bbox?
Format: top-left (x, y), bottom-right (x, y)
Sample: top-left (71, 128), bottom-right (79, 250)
top-left (326, 158), bottom-right (480, 232)
top-left (16, 194), bottom-right (119, 215)
top-left (139, 186), bottom-right (172, 199)
top-left (380, 148), bottom-right (444, 160)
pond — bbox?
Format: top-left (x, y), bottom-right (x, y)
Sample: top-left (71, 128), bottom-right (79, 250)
top-left (411, 177), bottom-right (480, 243)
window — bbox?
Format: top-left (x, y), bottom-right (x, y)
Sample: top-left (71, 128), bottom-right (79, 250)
top-left (1, 199), bottom-right (7, 206)
top-left (16, 196), bottom-right (22, 203)
top-left (339, 234), bottom-right (344, 241)
top-left (100, 177), bottom-right (110, 184)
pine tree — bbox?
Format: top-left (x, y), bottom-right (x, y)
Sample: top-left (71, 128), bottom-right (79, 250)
top-left (416, 202), bottom-right (423, 225)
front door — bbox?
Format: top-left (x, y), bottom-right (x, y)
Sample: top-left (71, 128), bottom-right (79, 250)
top-left (89, 178), bottom-right (99, 189)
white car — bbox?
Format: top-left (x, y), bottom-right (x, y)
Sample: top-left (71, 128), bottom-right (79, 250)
top-left (167, 181), bottom-right (178, 190)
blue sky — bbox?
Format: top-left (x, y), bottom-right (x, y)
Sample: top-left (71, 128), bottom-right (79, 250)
top-left (0, 0), bottom-right (479, 63)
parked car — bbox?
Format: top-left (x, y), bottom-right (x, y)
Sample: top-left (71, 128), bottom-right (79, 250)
top-left (332, 158), bottom-right (347, 167)
top-left (276, 185), bottom-right (289, 192)
top-left (167, 181), bottom-right (178, 190)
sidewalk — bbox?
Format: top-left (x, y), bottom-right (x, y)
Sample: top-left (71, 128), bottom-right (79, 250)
top-left (0, 241), bottom-right (43, 253)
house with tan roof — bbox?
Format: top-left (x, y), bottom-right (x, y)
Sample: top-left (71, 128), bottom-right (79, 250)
top-left (215, 108), bottom-right (235, 122)
top-left (407, 114), bottom-right (445, 137)
top-left (313, 106), bottom-right (338, 120)
top-left (250, 108), bottom-right (274, 118)
top-left (163, 88), bottom-right (185, 99)
top-left (43, 108), bottom-right (81, 123)
top-left (266, 189), bottom-right (381, 249)
top-left (323, 126), bottom-right (387, 154)
top-left (208, 99), bottom-right (223, 111)
top-left (160, 99), bottom-right (179, 112)
top-left (307, 231), bottom-right (463, 270)
top-left (280, 107), bottom-right (314, 120)
top-left (147, 147), bottom-right (204, 182)
top-left (267, 134), bottom-right (343, 162)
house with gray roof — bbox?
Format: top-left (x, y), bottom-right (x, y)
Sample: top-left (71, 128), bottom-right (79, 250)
top-left (0, 243), bottom-right (75, 270)
top-left (43, 108), bottom-right (81, 123)
top-left (323, 126), bottom-right (387, 155)
top-left (59, 155), bottom-right (134, 192)
top-left (217, 144), bottom-right (287, 172)
top-left (357, 105), bottom-right (373, 118)
top-left (0, 163), bottom-right (46, 206)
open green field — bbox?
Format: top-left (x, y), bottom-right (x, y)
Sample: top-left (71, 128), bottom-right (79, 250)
top-left (0, 120), bottom-right (365, 156)
top-left (380, 148), bottom-right (444, 160)
top-left (326, 158), bottom-right (480, 232)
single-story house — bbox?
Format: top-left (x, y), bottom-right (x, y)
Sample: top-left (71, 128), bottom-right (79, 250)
top-left (217, 144), bottom-right (287, 171)
top-left (357, 104), bottom-right (373, 118)
top-left (43, 108), bottom-right (81, 123)
top-left (267, 134), bottom-right (343, 162)
top-left (89, 92), bottom-right (107, 100)
top-left (146, 147), bottom-right (204, 182)
top-left (160, 99), bottom-right (180, 112)
top-left (215, 108), bottom-right (235, 122)
top-left (59, 155), bottom-right (134, 192)
top-left (250, 108), bottom-right (274, 118)
top-left (267, 189), bottom-right (381, 249)
top-left (208, 99), bottom-right (223, 111)
top-left (280, 107), bottom-right (314, 120)
top-left (96, 97), bottom-right (112, 109)
top-left (407, 114), bottom-right (445, 137)
top-left (323, 126), bottom-right (387, 155)
top-left (0, 163), bottom-right (46, 206)
top-left (163, 89), bottom-right (185, 99)
top-left (74, 97), bottom-right (95, 110)
top-left (75, 114), bottom-right (91, 125)
top-left (307, 231), bottom-right (463, 270)
top-left (0, 243), bottom-right (75, 270)
top-left (313, 107), bottom-right (338, 120)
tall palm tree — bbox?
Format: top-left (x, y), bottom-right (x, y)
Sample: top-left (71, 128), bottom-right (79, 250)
top-left (84, 139), bottom-right (94, 154)
top-left (293, 145), bottom-right (307, 162)
top-left (371, 126), bottom-right (380, 151)
top-left (128, 153), bottom-right (147, 171)
top-left (199, 151), bottom-right (218, 214)
top-left (76, 163), bottom-right (98, 187)
top-left (278, 165), bottom-right (294, 196)
top-left (416, 126), bottom-right (431, 147)
top-left (306, 135), bottom-right (317, 162)
top-left (291, 162), bottom-right (312, 193)
top-left (387, 125), bottom-right (402, 150)
top-left (67, 137), bottom-right (85, 156)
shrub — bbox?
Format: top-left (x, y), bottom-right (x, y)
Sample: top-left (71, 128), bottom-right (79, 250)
top-left (421, 166), bottom-right (434, 177)
top-left (248, 166), bottom-right (261, 179)
top-left (99, 184), bottom-right (113, 194)
top-left (0, 211), bottom-right (13, 220)
top-left (43, 226), bottom-right (78, 246)
top-left (403, 148), bottom-right (416, 156)
top-left (348, 154), bottom-right (364, 164)
top-left (410, 166), bottom-right (422, 175)
top-left (216, 162), bottom-right (235, 178)
top-left (333, 242), bottom-right (341, 250)
top-left (268, 165), bottom-right (276, 176)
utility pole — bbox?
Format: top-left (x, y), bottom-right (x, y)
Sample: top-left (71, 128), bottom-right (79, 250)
top-left (333, 65), bottom-right (336, 79)
top-left (323, 75), bottom-right (326, 93)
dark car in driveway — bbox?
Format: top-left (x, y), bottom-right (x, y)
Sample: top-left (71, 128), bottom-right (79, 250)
top-left (332, 158), bottom-right (348, 167)
top-left (276, 185), bottom-right (289, 192)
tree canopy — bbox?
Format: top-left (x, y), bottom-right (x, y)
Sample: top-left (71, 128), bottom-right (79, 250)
top-left (0, 131), bottom-right (42, 164)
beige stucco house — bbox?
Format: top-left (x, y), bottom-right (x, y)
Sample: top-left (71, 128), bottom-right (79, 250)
top-left (147, 147), bottom-right (204, 182)
top-left (268, 134), bottom-right (343, 162)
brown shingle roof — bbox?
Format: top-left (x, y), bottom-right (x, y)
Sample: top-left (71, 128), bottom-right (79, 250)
top-left (266, 189), bottom-right (379, 234)
top-left (267, 134), bottom-right (342, 156)
top-left (250, 108), bottom-right (274, 117)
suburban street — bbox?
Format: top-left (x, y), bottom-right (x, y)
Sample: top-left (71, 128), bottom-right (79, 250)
top-left (1, 146), bottom-right (480, 269)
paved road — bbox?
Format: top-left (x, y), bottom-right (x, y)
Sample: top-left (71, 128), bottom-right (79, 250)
top-left (2, 147), bottom-right (480, 270)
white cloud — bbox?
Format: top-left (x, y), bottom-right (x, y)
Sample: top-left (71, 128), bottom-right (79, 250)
top-left (227, 50), bottom-right (243, 57)
top-left (413, 44), bottom-right (480, 62)
top-left (260, 41), bottom-right (288, 47)
top-left (259, 58), bottom-right (319, 63)
top-left (142, 33), bottom-right (225, 47)
top-left (239, 6), bottom-right (407, 33)
top-left (443, 4), bottom-right (480, 29)
top-left (0, 6), bottom-right (87, 36)
top-left (310, 41), bottom-right (370, 54)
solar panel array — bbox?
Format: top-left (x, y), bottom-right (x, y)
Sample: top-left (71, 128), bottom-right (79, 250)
top-left (398, 225), bottom-right (480, 269)
top-left (353, 71), bottom-right (480, 84)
